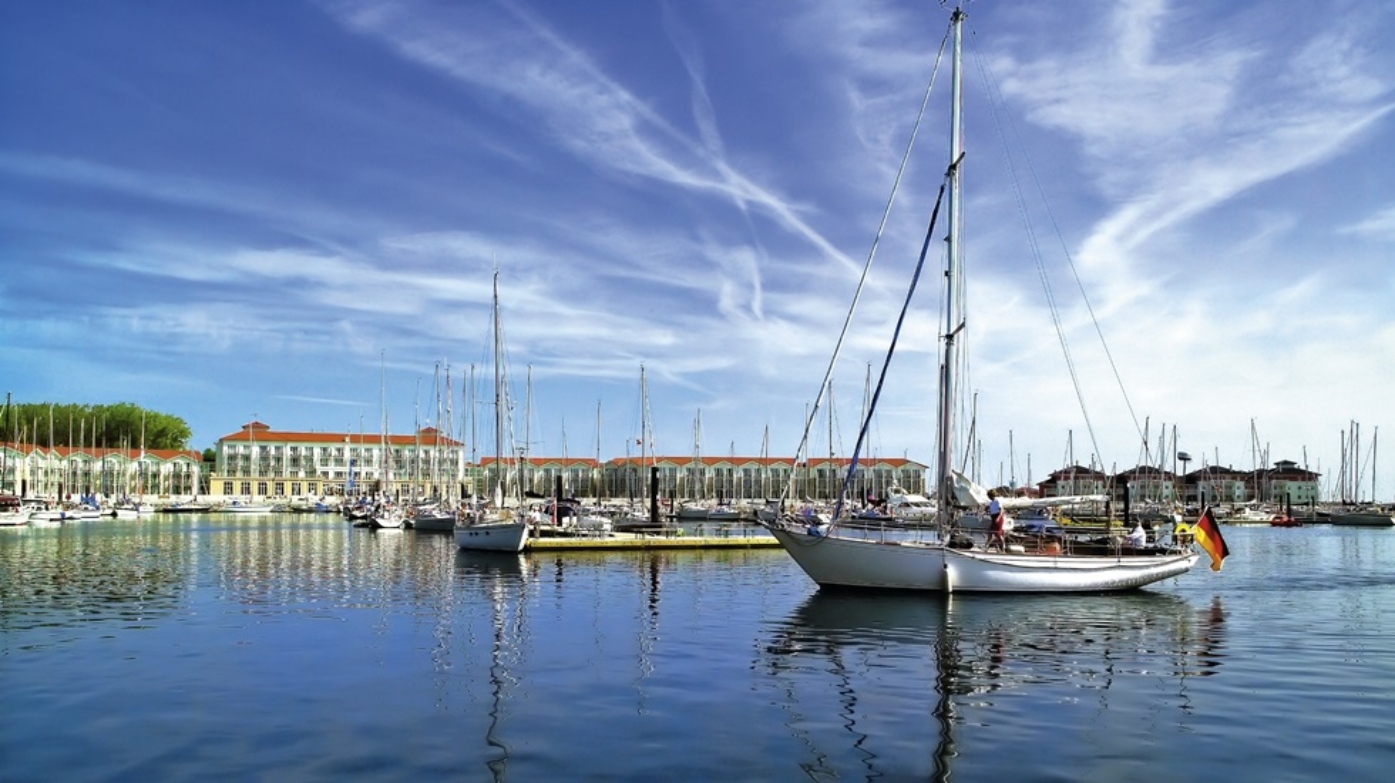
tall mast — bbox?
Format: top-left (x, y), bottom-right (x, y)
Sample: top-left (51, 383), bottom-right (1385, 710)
top-left (1372, 426), bottom-right (1379, 502)
top-left (694, 409), bottom-right (702, 500)
top-left (525, 364), bottom-right (533, 497)
top-left (1354, 421), bottom-right (1361, 503)
top-left (493, 270), bottom-right (504, 506)
top-left (469, 364), bottom-right (477, 467)
top-left (440, 361), bottom-right (449, 499)
top-left (413, 379), bottom-right (421, 498)
top-left (936, 7), bottom-right (965, 528)
top-left (1, 392), bottom-right (9, 494)
top-left (1009, 430), bottom-right (1016, 488)
top-left (640, 363), bottom-right (649, 470)
top-left (380, 352), bottom-right (390, 497)
top-left (140, 410), bottom-right (147, 498)
top-left (761, 424), bottom-right (770, 499)
top-left (827, 379), bottom-right (835, 473)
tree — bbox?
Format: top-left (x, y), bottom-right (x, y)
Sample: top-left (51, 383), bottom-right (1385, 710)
top-left (0, 401), bottom-right (192, 450)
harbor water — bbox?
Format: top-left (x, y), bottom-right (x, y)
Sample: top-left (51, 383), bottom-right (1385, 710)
top-left (3, 515), bottom-right (1393, 781)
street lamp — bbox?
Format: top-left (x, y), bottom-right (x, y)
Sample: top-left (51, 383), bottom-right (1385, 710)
top-left (1177, 451), bottom-right (1192, 508)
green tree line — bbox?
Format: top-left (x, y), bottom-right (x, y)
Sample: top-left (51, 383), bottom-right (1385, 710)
top-left (0, 400), bottom-right (192, 451)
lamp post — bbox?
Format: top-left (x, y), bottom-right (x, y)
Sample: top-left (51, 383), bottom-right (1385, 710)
top-left (1177, 451), bottom-right (1192, 508)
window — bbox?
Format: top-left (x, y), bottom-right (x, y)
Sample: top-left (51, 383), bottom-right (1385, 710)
top-left (223, 481), bottom-right (234, 495)
top-left (257, 481), bottom-right (268, 497)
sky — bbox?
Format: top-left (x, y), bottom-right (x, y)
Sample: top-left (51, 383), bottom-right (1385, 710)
top-left (2, 0), bottom-right (1393, 500)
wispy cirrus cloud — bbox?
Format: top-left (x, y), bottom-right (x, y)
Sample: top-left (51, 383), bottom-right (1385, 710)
top-left (273, 395), bottom-right (367, 407)
top-left (987, 0), bottom-right (1394, 293)
top-left (315, 0), bottom-right (857, 284)
top-left (1340, 205), bottom-right (1395, 241)
top-left (0, 152), bottom-right (396, 246)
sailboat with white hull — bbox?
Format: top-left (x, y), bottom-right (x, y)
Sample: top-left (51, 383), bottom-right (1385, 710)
top-left (455, 271), bottom-right (530, 554)
top-left (765, 7), bottom-right (1202, 593)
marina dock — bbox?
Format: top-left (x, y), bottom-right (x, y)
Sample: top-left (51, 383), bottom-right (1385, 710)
top-left (526, 528), bottom-right (781, 551)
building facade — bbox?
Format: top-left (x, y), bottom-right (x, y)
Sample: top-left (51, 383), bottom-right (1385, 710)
top-left (210, 421), bottom-right (469, 500)
top-left (602, 455), bottom-right (928, 504)
top-left (1037, 466), bottom-right (1111, 499)
top-left (209, 422), bottom-right (929, 504)
top-left (1036, 461), bottom-right (1321, 507)
top-left (1186, 465), bottom-right (1251, 506)
top-left (0, 442), bottom-right (203, 500)
top-left (1261, 460), bottom-right (1322, 505)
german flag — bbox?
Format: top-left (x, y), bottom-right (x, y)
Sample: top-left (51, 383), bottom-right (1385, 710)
top-left (1193, 506), bottom-right (1230, 572)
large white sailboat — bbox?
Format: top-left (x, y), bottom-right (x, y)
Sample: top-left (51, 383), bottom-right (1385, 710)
top-left (764, 7), bottom-right (1203, 593)
top-left (455, 271), bottom-right (529, 554)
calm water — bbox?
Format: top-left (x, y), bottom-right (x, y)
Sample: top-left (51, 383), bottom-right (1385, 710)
top-left (3, 516), bottom-right (1393, 782)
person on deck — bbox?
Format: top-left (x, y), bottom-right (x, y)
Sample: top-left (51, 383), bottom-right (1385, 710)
top-left (987, 492), bottom-right (1005, 550)
top-left (1127, 521), bottom-right (1147, 548)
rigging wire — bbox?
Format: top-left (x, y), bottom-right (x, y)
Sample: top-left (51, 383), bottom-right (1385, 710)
top-left (968, 28), bottom-right (1152, 469)
top-left (779, 19), bottom-right (954, 506)
top-left (834, 168), bottom-right (954, 521)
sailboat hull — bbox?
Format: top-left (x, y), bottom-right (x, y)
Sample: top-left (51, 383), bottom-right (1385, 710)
top-left (410, 513), bottom-right (457, 532)
top-left (455, 521), bottom-right (529, 552)
top-left (767, 526), bottom-right (1199, 593)
top-left (372, 512), bottom-right (405, 529)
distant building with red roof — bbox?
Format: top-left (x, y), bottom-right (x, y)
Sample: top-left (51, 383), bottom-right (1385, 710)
top-left (209, 421), bottom-right (929, 502)
top-left (1, 440), bottom-right (202, 499)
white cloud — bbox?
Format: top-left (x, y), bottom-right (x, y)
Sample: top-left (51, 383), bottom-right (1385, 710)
top-left (1340, 205), bottom-right (1395, 241)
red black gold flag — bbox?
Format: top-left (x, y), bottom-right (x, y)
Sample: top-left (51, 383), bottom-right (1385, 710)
top-left (1193, 506), bottom-right (1230, 572)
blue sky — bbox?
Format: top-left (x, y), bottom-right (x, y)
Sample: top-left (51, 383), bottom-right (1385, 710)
top-left (3, 0), bottom-right (1393, 499)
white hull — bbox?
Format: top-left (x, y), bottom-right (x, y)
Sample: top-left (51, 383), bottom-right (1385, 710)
top-left (767, 525), bottom-right (1199, 593)
top-left (223, 504), bottom-right (275, 514)
top-left (676, 505), bottom-right (711, 520)
top-left (30, 509), bottom-right (103, 522)
top-left (1224, 508), bottom-right (1275, 525)
top-left (0, 510), bottom-right (29, 527)
top-left (885, 491), bottom-right (937, 522)
top-left (455, 521), bottom-right (529, 552)
top-left (372, 513), bottom-right (406, 529)
top-left (112, 505), bottom-right (154, 520)
top-left (572, 515), bottom-right (614, 534)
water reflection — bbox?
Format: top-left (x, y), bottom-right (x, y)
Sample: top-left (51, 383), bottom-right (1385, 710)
top-left (761, 590), bottom-right (1229, 781)
top-left (452, 551), bottom-right (528, 782)
top-left (0, 523), bottom-right (189, 643)
top-left (0, 516), bottom-right (468, 644)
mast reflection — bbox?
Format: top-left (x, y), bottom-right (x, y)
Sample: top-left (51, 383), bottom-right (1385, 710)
top-left (762, 590), bottom-right (1228, 781)
top-left (453, 551), bottom-right (527, 782)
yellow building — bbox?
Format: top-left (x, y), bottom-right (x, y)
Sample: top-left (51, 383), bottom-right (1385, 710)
top-left (210, 421), bottom-right (468, 501)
